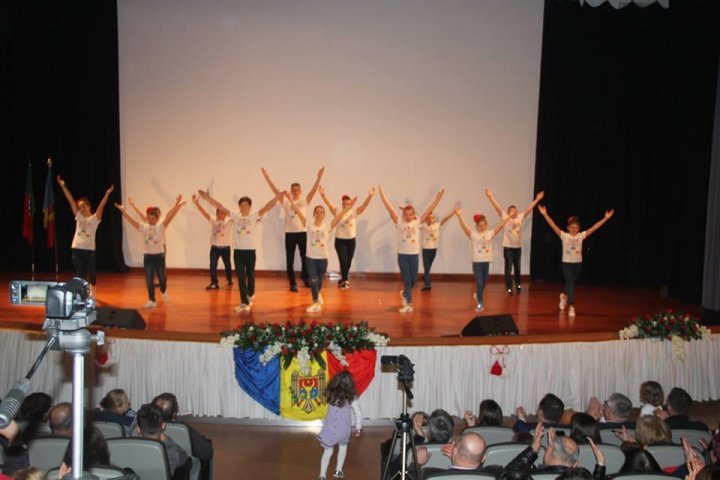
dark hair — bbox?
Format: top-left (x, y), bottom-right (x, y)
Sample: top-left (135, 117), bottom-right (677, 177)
top-left (539, 393), bottom-right (565, 423)
top-left (17, 392), bottom-right (52, 422)
top-left (326, 371), bottom-right (356, 408)
top-left (291, 182), bottom-right (301, 189)
top-left (697, 465), bottom-right (720, 480)
top-left (238, 196), bottom-right (252, 207)
top-left (100, 389), bottom-right (128, 413)
top-left (152, 392), bottom-right (179, 423)
top-left (477, 399), bottom-right (503, 427)
top-left (619, 446), bottom-right (662, 473)
top-left (137, 403), bottom-right (164, 436)
top-left (428, 409), bottom-right (454, 443)
top-left (667, 387), bottom-right (692, 415)
top-left (710, 429), bottom-right (720, 465)
top-left (556, 468), bottom-right (593, 480)
top-left (63, 426), bottom-right (110, 468)
top-left (49, 402), bottom-right (73, 433)
top-left (570, 413), bottom-right (600, 444)
top-left (512, 432), bottom-right (534, 444)
top-left (496, 470), bottom-right (533, 480)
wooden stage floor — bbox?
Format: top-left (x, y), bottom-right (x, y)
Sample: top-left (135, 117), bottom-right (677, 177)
top-left (0, 271), bottom-right (705, 345)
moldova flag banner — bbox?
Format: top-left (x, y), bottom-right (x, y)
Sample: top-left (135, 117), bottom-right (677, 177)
top-left (280, 352), bottom-right (329, 420)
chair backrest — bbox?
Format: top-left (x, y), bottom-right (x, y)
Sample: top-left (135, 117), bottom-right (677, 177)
top-left (609, 473), bottom-right (678, 480)
top-left (93, 421), bottom-right (127, 439)
top-left (27, 436), bottom-right (70, 471)
top-left (483, 443), bottom-right (528, 467)
top-left (424, 471), bottom-right (497, 479)
top-left (600, 429), bottom-right (624, 446)
top-left (464, 427), bottom-right (515, 446)
top-left (577, 443), bottom-right (625, 474)
top-left (107, 437), bottom-right (171, 480)
top-left (531, 474), bottom-right (566, 480)
top-left (646, 444), bottom-right (704, 469)
top-left (165, 422), bottom-right (193, 456)
top-left (408, 443), bottom-right (452, 470)
top-left (671, 429), bottom-right (712, 450)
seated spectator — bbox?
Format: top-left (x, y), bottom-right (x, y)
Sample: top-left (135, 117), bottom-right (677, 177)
top-left (153, 392), bottom-right (213, 480)
top-left (587, 393), bottom-right (635, 429)
top-left (557, 467), bottom-right (595, 480)
top-left (701, 428), bottom-right (720, 466)
top-left (417, 431), bottom-right (501, 478)
top-left (694, 464), bottom-right (720, 480)
top-left (656, 388), bottom-right (709, 431)
top-left (465, 399), bottom-right (504, 427)
top-left (639, 381), bottom-right (665, 417)
top-left (56, 426), bottom-right (137, 479)
top-left (92, 389), bottom-right (137, 437)
top-left (512, 432), bottom-right (533, 444)
top-left (9, 467), bottom-right (44, 480)
top-left (48, 403), bottom-right (72, 437)
top-left (413, 409), bottom-right (454, 445)
top-left (514, 393), bottom-right (566, 433)
top-left (617, 445), bottom-right (662, 474)
top-left (16, 392), bottom-right (52, 442)
top-left (570, 413), bottom-right (601, 445)
top-left (136, 403), bottom-right (188, 479)
top-left (496, 471), bottom-right (533, 480)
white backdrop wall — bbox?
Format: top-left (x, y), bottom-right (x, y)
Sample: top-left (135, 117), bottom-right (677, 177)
top-left (118, 0), bottom-right (544, 273)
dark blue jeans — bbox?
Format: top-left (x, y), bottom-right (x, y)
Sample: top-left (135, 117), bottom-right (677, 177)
top-left (143, 253), bottom-right (167, 301)
top-left (72, 248), bottom-right (97, 285)
top-left (503, 247), bottom-right (522, 289)
top-left (562, 262), bottom-right (582, 305)
top-left (306, 257), bottom-right (328, 302)
top-left (422, 248), bottom-right (437, 288)
top-left (334, 238), bottom-right (356, 283)
top-left (398, 254), bottom-right (419, 304)
top-left (234, 249), bottom-right (256, 304)
top-left (472, 261), bottom-right (490, 304)
top-left (210, 245), bottom-right (232, 284)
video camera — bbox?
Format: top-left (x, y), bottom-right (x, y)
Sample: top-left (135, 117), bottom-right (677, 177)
top-left (381, 354), bottom-right (415, 383)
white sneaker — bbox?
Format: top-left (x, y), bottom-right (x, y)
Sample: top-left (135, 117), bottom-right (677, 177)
top-left (568, 305), bottom-right (576, 317)
top-left (559, 293), bottom-right (567, 310)
top-left (475, 304), bottom-right (484, 312)
top-left (306, 303), bottom-right (322, 313)
top-left (162, 292), bottom-right (169, 303)
top-left (398, 305), bottom-right (414, 313)
top-left (318, 293), bottom-right (324, 305)
top-left (399, 290), bottom-right (408, 307)
top-left (142, 300), bottom-right (157, 309)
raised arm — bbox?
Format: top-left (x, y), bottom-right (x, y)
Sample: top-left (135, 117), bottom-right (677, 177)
top-left (438, 208), bottom-right (455, 227)
top-left (115, 203), bottom-right (141, 231)
top-left (355, 187), bottom-right (376, 216)
top-left (192, 194), bottom-right (212, 222)
top-left (318, 185), bottom-right (337, 215)
top-left (584, 209), bottom-right (614, 238)
top-left (419, 188), bottom-right (445, 224)
top-left (305, 166), bottom-right (325, 203)
top-left (454, 208), bottom-right (472, 238)
top-left (492, 215), bottom-right (510, 237)
top-left (538, 205), bottom-right (563, 236)
top-left (485, 188), bottom-right (504, 218)
top-left (198, 189), bottom-right (230, 216)
top-left (330, 197), bottom-right (357, 229)
top-left (57, 175), bottom-right (78, 215)
top-left (522, 191), bottom-right (545, 218)
top-left (95, 184), bottom-right (115, 220)
top-left (378, 186), bottom-right (399, 224)
top-left (285, 192), bottom-right (306, 227)
top-left (260, 167), bottom-right (281, 196)
top-left (257, 192), bottom-right (282, 217)
top-left (128, 197), bottom-right (148, 222)
top-left (162, 195), bottom-right (187, 228)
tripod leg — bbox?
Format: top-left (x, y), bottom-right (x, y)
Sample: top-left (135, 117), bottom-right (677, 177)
top-left (407, 432), bottom-right (421, 480)
top-left (381, 430), bottom-right (401, 480)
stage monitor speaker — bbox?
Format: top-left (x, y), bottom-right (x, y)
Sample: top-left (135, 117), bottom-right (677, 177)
top-left (95, 307), bottom-right (146, 330)
top-left (461, 314), bottom-right (518, 337)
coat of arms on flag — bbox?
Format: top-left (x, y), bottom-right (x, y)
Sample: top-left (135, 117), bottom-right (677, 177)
top-left (280, 353), bottom-right (329, 420)
top-left (290, 367), bottom-right (326, 414)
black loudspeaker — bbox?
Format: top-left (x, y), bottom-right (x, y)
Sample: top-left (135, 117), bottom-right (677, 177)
top-left (95, 307), bottom-right (147, 330)
top-left (461, 314), bottom-right (518, 337)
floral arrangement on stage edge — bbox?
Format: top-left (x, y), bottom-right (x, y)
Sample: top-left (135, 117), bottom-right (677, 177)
top-left (220, 320), bottom-right (389, 374)
top-left (618, 310), bottom-right (711, 361)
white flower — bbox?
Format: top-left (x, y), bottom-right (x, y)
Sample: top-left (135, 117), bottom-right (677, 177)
top-left (366, 332), bottom-right (390, 346)
top-left (671, 335), bottom-right (686, 362)
top-left (297, 346), bottom-right (312, 376)
top-left (259, 342), bottom-right (284, 366)
top-left (699, 326), bottom-right (712, 340)
top-left (327, 341), bottom-right (348, 367)
top-left (219, 333), bottom-right (240, 347)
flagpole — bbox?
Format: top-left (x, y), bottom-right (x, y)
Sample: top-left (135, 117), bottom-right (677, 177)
top-left (49, 157), bottom-right (59, 281)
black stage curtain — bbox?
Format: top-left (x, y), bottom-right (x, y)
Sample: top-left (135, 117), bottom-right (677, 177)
top-left (530, 0), bottom-right (720, 303)
top-left (0, 1), bottom-right (126, 274)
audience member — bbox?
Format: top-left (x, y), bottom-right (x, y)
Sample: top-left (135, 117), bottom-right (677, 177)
top-left (93, 389), bottom-right (137, 437)
top-left (48, 403), bottom-right (72, 437)
top-left (570, 413), bottom-right (601, 445)
top-left (587, 393), bottom-right (635, 429)
top-left (465, 399), bottom-right (504, 427)
top-left (639, 381), bottom-right (665, 417)
top-left (556, 467), bottom-right (595, 480)
top-left (136, 403), bottom-right (189, 479)
top-left (656, 388), bottom-right (709, 431)
top-left (617, 446), bottom-right (662, 474)
top-left (8, 467), bottom-right (44, 480)
top-left (417, 431), bottom-right (502, 478)
top-left (634, 416), bottom-right (672, 446)
top-left (514, 393), bottom-right (566, 433)
top-left (15, 393), bottom-right (52, 442)
top-left (695, 465), bottom-right (720, 480)
top-left (57, 426), bottom-right (138, 480)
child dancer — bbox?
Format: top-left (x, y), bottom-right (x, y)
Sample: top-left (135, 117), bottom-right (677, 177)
top-left (286, 195), bottom-right (357, 313)
top-left (56, 176), bottom-right (114, 297)
top-left (115, 195), bottom-right (186, 308)
top-left (261, 166), bottom-right (324, 291)
top-left (420, 210), bottom-right (455, 291)
top-left (318, 186), bottom-right (376, 289)
top-left (191, 194), bottom-right (233, 290)
top-left (537, 205), bottom-right (614, 317)
top-left (455, 208), bottom-right (508, 311)
top-left (486, 188), bottom-right (544, 294)
top-left (378, 186), bottom-right (445, 313)
top-left (317, 371), bottom-right (363, 480)
top-left (198, 189), bottom-right (281, 312)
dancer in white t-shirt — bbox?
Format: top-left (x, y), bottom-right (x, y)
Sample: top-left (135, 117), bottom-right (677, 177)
top-left (537, 204), bottom-right (614, 317)
top-left (198, 189), bottom-right (281, 312)
top-left (486, 188), bottom-right (544, 295)
top-left (56, 175), bottom-right (114, 298)
top-left (419, 210), bottom-right (455, 291)
top-left (115, 195), bottom-right (186, 309)
top-left (261, 166), bottom-right (324, 292)
top-left (455, 209), bottom-right (508, 311)
top-left (378, 186), bottom-right (445, 313)
top-left (286, 195), bottom-right (357, 313)
top-left (318, 185), bottom-right (376, 289)
top-left (191, 194), bottom-right (234, 290)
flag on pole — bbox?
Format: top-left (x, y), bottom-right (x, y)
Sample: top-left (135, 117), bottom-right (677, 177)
top-left (22, 164), bottom-right (35, 246)
top-left (42, 160), bottom-right (55, 248)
